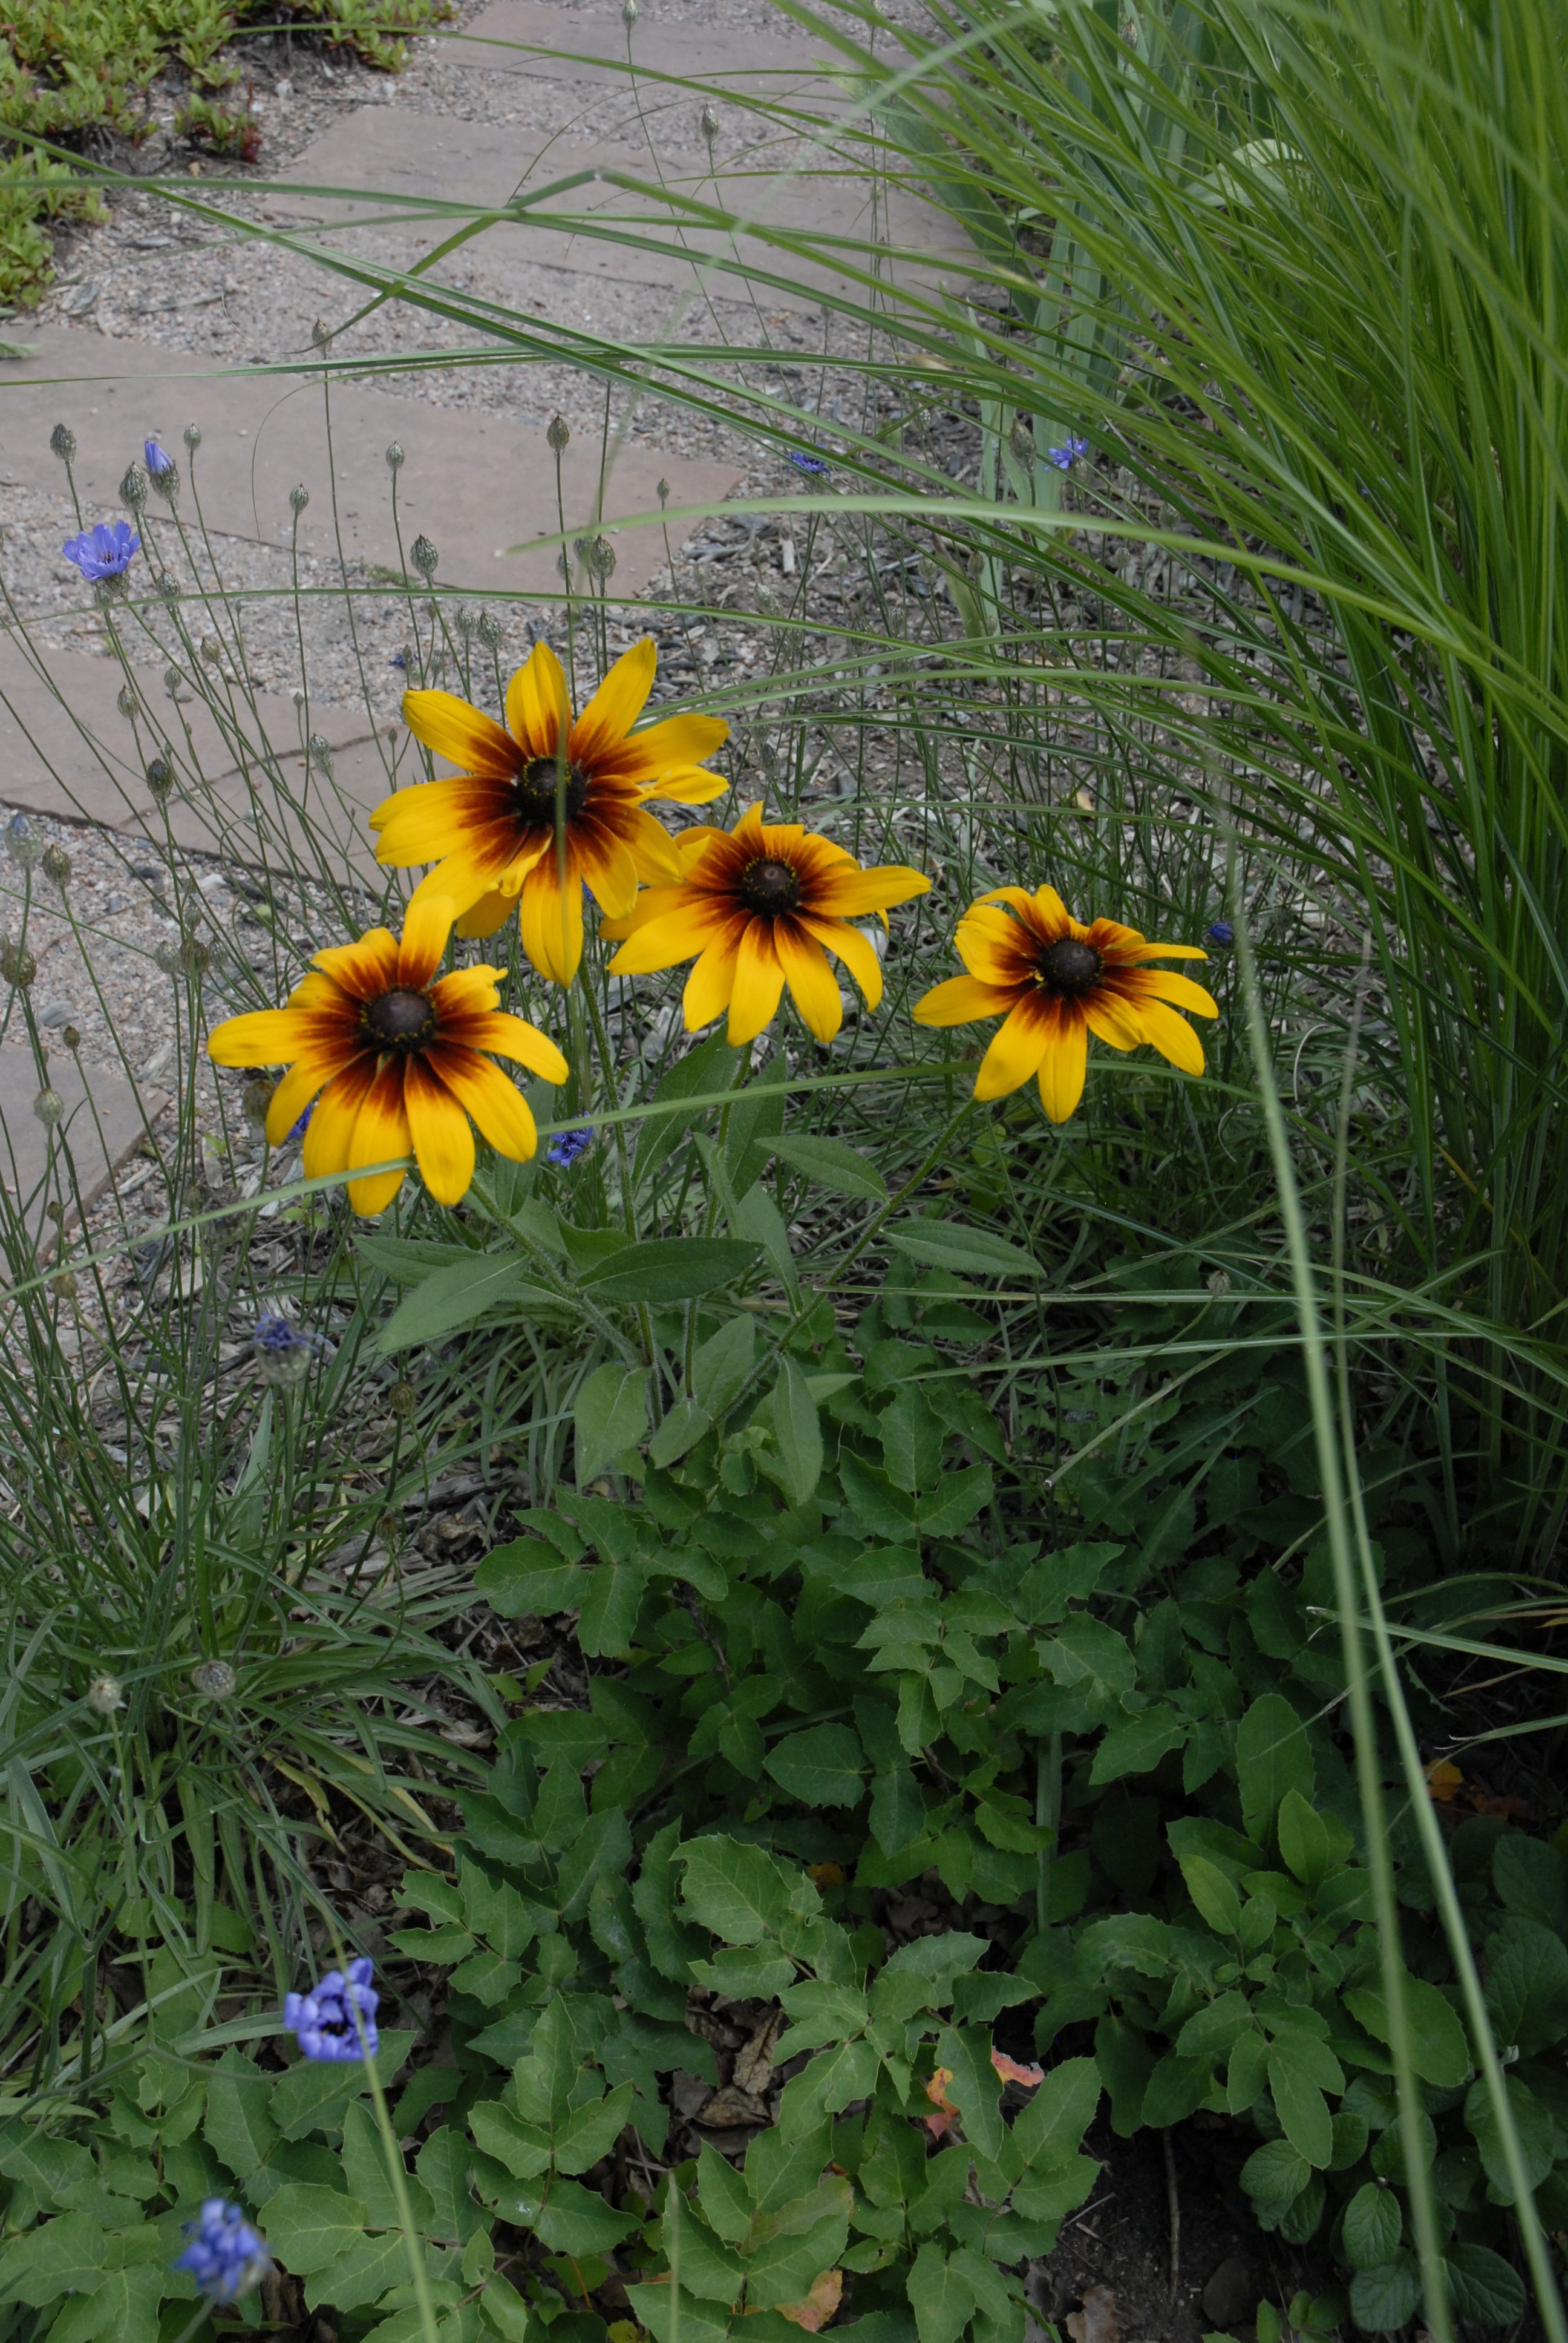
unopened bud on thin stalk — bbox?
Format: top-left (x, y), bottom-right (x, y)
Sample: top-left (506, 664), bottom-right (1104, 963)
top-left (63, 1024), bottom-right (80, 1052)
top-left (622, 0), bottom-right (638, 23)
top-left (146, 756), bottom-right (174, 798)
top-left (88, 1674), bottom-right (124, 1717)
top-left (183, 421), bottom-right (203, 452)
top-left (145, 439), bottom-right (179, 499)
top-left (5, 813), bottom-right (41, 870)
top-left (411, 535), bottom-right (439, 580)
top-left (1008, 413), bottom-right (1033, 459)
top-left (477, 609), bottom-right (504, 649)
top-left (120, 461), bottom-right (149, 515)
top-left (546, 413), bottom-right (570, 454)
top-left (308, 735), bottom-right (333, 779)
top-left (42, 842), bottom-right (70, 890)
top-left (289, 483), bottom-right (309, 515)
top-left (116, 685), bottom-right (136, 718)
top-left (701, 101), bottom-right (719, 144)
top-left (33, 1089), bottom-right (64, 1127)
top-left (657, 477), bottom-right (671, 507)
top-left (201, 634), bottom-right (223, 664)
top-left (385, 441), bottom-right (404, 471)
top-left (311, 317), bottom-right (333, 350)
top-left (50, 422), bottom-right (77, 464)
top-left (192, 1658), bottom-right (237, 1700)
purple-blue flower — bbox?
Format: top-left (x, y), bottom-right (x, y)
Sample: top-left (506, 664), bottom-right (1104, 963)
top-left (547, 1124), bottom-right (594, 1168)
top-left (252, 1313), bottom-right (323, 1389)
top-left (786, 451), bottom-right (830, 475)
top-left (144, 438), bottom-right (177, 480)
top-left (62, 520), bottom-right (140, 582)
top-left (283, 1957), bottom-right (379, 2063)
top-left (288, 1103), bottom-right (313, 1142)
top-left (174, 2200), bottom-right (271, 2304)
top-left (1207, 920), bottom-right (1234, 947)
top-left (1046, 435), bottom-right (1089, 471)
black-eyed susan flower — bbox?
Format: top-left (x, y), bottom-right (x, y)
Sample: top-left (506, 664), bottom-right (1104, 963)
top-left (372, 637), bottom-right (727, 987)
top-left (914, 884), bottom-right (1217, 1122)
top-left (601, 801), bottom-right (929, 1046)
top-left (207, 900), bottom-right (567, 1214)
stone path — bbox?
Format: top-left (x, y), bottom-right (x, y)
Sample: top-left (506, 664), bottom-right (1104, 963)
top-left (0, 0), bottom-right (962, 1217)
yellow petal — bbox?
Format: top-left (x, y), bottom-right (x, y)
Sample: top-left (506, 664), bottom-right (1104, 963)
top-left (517, 856), bottom-right (584, 986)
top-left (431, 965), bottom-right (502, 1022)
top-left (627, 710), bottom-right (729, 770)
top-left (301, 1060), bottom-right (377, 1179)
top-left (398, 894), bottom-right (455, 989)
top-left (774, 920), bottom-right (843, 1043)
top-left (405, 1057), bottom-right (476, 1207)
top-left (1036, 1009), bottom-right (1089, 1122)
top-left (683, 928), bottom-right (745, 1030)
top-left (454, 1012), bottom-right (570, 1087)
top-left (645, 765), bottom-right (730, 806)
top-left (1126, 968), bottom-right (1220, 1017)
top-left (577, 825), bottom-right (642, 918)
top-left (955, 902), bottom-right (1035, 987)
top-left (629, 809), bottom-right (683, 882)
top-left (809, 863), bottom-right (930, 918)
top-left (506, 640), bottom-right (571, 759)
top-left (402, 689), bottom-right (521, 779)
top-left (571, 637), bottom-right (656, 765)
top-left (804, 914), bottom-right (883, 1014)
top-left (607, 902), bottom-right (730, 975)
top-left (264, 1054), bottom-right (349, 1149)
top-left (1137, 998), bottom-right (1207, 1076)
top-left (975, 998), bottom-right (1053, 1101)
top-left (312, 928), bottom-right (399, 1001)
top-left (207, 1007), bottom-right (310, 1067)
top-left (455, 890), bottom-right (515, 940)
top-left (370, 779), bottom-right (505, 860)
top-left (726, 919), bottom-right (785, 1046)
top-left (912, 974), bottom-right (1017, 1028)
top-left (428, 1047), bottom-right (539, 1161)
top-left (1082, 991), bottom-right (1145, 1052)
top-left (347, 1063), bottom-right (411, 1214)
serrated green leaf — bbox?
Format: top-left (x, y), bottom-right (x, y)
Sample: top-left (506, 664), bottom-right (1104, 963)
top-left (1276, 1788), bottom-right (1331, 1888)
top-left (0, 2211), bottom-right (106, 2306)
top-left (49, 2265), bottom-right (162, 2343)
top-left (532, 2177), bottom-right (639, 2253)
top-left (1446, 2243), bottom-right (1527, 2328)
top-left (763, 1722), bottom-right (866, 1809)
top-left (202, 2053), bottom-right (279, 2181)
top-left (771, 1355), bottom-right (824, 1507)
top-left (304, 2229), bottom-right (411, 2314)
top-left (261, 2181), bottom-right (370, 2274)
top-left (1344, 1978), bottom-right (1469, 2086)
top-left (1240, 2137), bottom-right (1310, 2207)
top-left (1341, 2180), bottom-right (1401, 2270)
top-left (907, 2238), bottom-right (980, 2343)
top-left (473, 1540), bottom-right (581, 1618)
top-left (377, 1254), bottom-right (554, 1354)
top-left (574, 1363), bottom-right (650, 1484)
top-left (771, 1131), bottom-right (887, 1198)
top-left (678, 1836), bottom-right (795, 1942)
top-left (1348, 2257), bottom-right (1421, 2333)
top-left (581, 1237), bottom-right (758, 1306)
top-left (1010, 2056), bottom-right (1101, 2169)
top-left (1090, 1706), bottom-right (1185, 1784)
top-left (889, 1222), bottom-right (1042, 1279)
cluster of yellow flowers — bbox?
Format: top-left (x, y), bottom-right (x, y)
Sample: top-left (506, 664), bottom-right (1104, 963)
top-left (209, 640), bottom-right (1217, 1214)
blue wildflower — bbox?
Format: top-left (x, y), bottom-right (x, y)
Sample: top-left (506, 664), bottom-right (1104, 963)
top-left (786, 451), bottom-right (830, 475)
top-left (1046, 434), bottom-right (1089, 471)
top-left (174, 2200), bottom-right (272, 2305)
top-left (144, 438), bottom-right (177, 480)
top-left (62, 520), bottom-right (140, 582)
top-left (288, 1103), bottom-right (313, 1143)
top-left (390, 651), bottom-right (407, 669)
top-left (283, 1957), bottom-right (379, 2063)
top-left (1207, 920), bottom-right (1235, 947)
top-left (546, 1124), bottom-right (594, 1168)
top-left (252, 1313), bottom-right (321, 1389)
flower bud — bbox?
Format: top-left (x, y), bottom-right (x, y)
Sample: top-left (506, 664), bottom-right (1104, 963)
top-left (253, 1312), bottom-right (318, 1388)
top-left (242, 1076), bottom-right (276, 1130)
top-left (146, 756), bottom-right (174, 798)
top-left (145, 439), bottom-right (179, 499)
top-left (184, 421), bottom-right (203, 452)
top-left (308, 735), bottom-right (333, 779)
top-left (546, 413), bottom-right (570, 454)
top-left (385, 441), bottom-right (405, 471)
top-left (456, 602), bottom-right (475, 637)
top-left (1, 941), bottom-right (36, 988)
top-left (411, 535), bottom-right (439, 580)
top-left (657, 477), bottom-right (671, 507)
top-left (63, 1024), bottom-right (80, 1051)
top-left (200, 634), bottom-right (223, 664)
top-left (290, 483), bottom-right (310, 516)
top-left (155, 571), bottom-right (181, 602)
top-left (51, 1268), bottom-right (78, 1301)
top-left (33, 1089), bottom-right (64, 1127)
top-left (584, 534), bottom-right (616, 583)
top-left (5, 813), bottom-right (41, 870)
top-left (701, 100), bottom-right (719, 143)
top-left (117, 684), bottom-right (136, 718)
top-left (42, 842), bottom-right (70, 890)
top-left (120, 461), bottom-right (149, 514)
top-left (192, 1658), bottom-right (237, 1700)
top-left (154, 939), bottom-right (182, 975)
top-left (477, 609), bottom-right (504, 649)
top-left (180, 937), bottom-right (211, 979)
top-left (163, 666), bottom-right (183, 699)
top-left (54, 1433), bottom-right (80, 1469)
top-left (388, 1378), bottom-right (417, 1420)
top-left (1207, 1268), bottom-right (1232, 1299)
top-left (311, 317), bottom-right (333, 350)
top-left (1009, 413), bottom-right (1034, 459)
top-left (623, 0), bottom-right (638, 22)
top-left (50, 422), bottom-right (77, 464)
top-left (376, 1509), bottom-right (404, 1554)
top-left (88, 1674), bottom-right (124, 1717)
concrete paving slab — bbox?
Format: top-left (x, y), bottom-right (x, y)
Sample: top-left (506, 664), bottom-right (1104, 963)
top-left (436, 2), bottom-right (846, 105)
top-left (0, 628), bottom-right (382, 840)
top-left (0, 1043), bottom-right (166, 1253)
top-left (0, 325), bottom-right (740, 591)
top-left (264, 110), bottom-right (969, 312)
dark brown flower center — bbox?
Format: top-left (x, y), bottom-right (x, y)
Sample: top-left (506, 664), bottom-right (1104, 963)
top-left (739, 856), bottom-right (802, 915)
top-left (1038, 937), bottom-right (1103, 994)
top-left (514, 756), bottom-right (589, 825)
top-left (363, 987), bottom-right (436, 1051)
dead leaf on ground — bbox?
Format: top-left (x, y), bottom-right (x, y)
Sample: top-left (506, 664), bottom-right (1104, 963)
top-left (774, 2269), bottom-right (843, 2332)
top-left (733, 2010), bottom-right (785, 2096)
top-left (1067, 2286), bottom-right (1120, 2343)
top-left (696, 2084), bottom-right (770, 2128)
